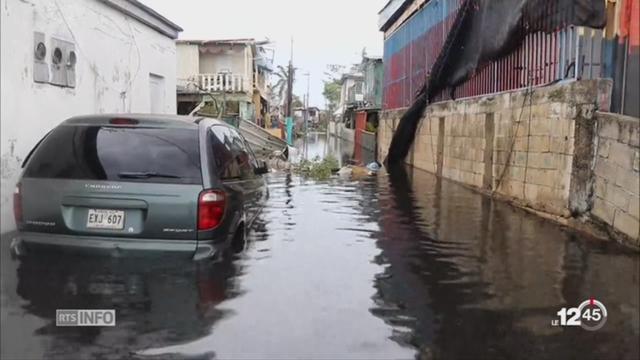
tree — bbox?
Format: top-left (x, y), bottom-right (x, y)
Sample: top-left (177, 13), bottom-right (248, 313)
top-left (322, 80), bottom-right (341, 115)
top-left (271, 65), bottom-right (296, 106)
top-left (323, 64), bottom-right (344, 119)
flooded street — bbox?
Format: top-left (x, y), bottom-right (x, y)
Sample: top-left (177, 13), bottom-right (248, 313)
top-left (1, 134), bottom-right (638, 360)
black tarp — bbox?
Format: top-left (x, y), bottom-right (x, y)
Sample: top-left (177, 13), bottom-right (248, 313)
top-left (385, 0), bottom-right (606, 167)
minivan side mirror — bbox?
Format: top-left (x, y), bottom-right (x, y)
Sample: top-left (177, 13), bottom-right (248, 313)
top-left (254, 160), bottom-right (269, 175)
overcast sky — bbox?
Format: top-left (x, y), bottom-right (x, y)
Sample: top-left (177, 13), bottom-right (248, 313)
top-left (148, 0), bottom-right (386, 108)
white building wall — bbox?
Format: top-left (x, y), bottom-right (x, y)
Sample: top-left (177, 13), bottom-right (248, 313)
top-left (176, 43), bottom-right (200, 84)
top-left (0, 0), bottom-right (178, 232)
top-left (245, 46), bottom-right (254, 92)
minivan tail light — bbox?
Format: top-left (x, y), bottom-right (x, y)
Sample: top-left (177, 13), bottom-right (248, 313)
top-left (13, 183), bottom-right (22, 225)
top-left (198, 190), bottom-right (225, 230)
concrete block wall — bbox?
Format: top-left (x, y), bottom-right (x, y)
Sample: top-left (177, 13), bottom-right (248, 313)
top-left (492, 95), bottom-right (577, 217)
top-left (441, 113), bottom-right (486, 188)
top-left (410, 115), bottom-right (440, 174)
top-left (378, 79), bottom-right (639, 247)
top-left (328, 121), bottom-right (336, 137)
top-left (338, 124), bottom-right (355, 143)
top-left (592, 112), bottom-right (640, 241)
top-left (361, 131), bottom-right (377, 152)
top-left (378, 110), bottom-right (401, 161)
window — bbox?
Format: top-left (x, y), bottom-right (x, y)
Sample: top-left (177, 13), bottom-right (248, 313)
top-left (24, 125), bottom-right (202, 184)
top-left (210, 126), bottom-right (256, 180)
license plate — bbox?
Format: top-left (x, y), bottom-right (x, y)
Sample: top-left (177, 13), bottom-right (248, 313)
top-left (86, 209), bottom-right (125, 229)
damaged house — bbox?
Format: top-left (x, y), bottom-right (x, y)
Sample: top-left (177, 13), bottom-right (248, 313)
top-left (176, 39), bottom-right (274, 126)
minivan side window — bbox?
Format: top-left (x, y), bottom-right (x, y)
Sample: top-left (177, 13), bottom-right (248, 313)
top-left (210, 126), bottom-right (254, 180)
top-left (228, 128), bottom-right (259, 169)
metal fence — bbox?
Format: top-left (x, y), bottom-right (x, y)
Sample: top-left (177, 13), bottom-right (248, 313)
top-left (443, 26), bottom-right (599, 101)
top-left (382, 1), bottom-right (622, 112)
top-left (383, 0), bottom-right (463, 109)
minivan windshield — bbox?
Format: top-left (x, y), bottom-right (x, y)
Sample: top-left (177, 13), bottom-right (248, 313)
top-left (23, 125), bottom-right (202, 184)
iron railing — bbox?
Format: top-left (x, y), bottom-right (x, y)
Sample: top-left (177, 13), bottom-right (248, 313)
top-left (199, 73), bottom-right (246, 93)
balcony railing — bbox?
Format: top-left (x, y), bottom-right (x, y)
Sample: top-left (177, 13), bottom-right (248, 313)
top-left (200, 73), bottom-right (245, 92)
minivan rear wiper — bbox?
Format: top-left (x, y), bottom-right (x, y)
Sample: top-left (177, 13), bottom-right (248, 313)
top-left (118, 171), bottom-right (181, 179)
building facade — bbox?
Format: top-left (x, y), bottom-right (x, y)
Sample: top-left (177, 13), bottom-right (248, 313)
top-left (293, 106), bottom-right (320, 131)
top-left (329, 71), bottom-right (363, 142)
top-left (362, 56), bottom-right (384, 109)
top-left (176, 39), bottom-right (273, 126)
top-left (0, 0), bottom-right (182, 232)
top-left (329, 57), bottom-right (384, 150)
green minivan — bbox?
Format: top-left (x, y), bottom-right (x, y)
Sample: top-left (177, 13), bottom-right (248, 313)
top-left (11, 114), bottom-right (268, 260)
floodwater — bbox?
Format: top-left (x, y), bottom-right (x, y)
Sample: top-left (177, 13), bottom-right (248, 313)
top-left (1, 134), bottom-right (638, 360)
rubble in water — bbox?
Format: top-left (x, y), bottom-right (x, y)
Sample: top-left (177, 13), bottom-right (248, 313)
top-left (292, 155), bottom-right (339, 180)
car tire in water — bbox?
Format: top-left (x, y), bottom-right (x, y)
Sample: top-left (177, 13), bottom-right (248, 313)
top-left (227, 225), bottom-right (246, 257)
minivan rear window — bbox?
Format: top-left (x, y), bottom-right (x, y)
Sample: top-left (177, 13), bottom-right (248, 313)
top-left (23, 125), bottom-right (202, 184)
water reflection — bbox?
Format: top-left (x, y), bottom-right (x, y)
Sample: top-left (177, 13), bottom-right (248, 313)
top-left (6, 251), bottom-right (240, 359)
top-left (293, 131), bottom-right (354, 167)
top-left (1, 134), bottom-right (638, 360)
top-left (374, 165), bottom-right (640, 359)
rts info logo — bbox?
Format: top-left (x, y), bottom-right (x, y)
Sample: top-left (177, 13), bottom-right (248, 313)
top-left (552, 298), bottom-right (607, 331)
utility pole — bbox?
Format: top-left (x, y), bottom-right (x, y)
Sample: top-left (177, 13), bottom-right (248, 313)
top-left (305, 72), bottom-right (310, 108)
top-left (303, 72), bottom-right (310, 136)
top-left (286, 37), bottom-right (294, 118)
top-left (284, 37), bottom-right (294, 145)
top-left (302, 72), bottom-right (310, 159)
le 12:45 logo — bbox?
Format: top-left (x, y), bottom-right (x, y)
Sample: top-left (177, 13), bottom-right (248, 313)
top-left (552, 298), bottom-right (607, 331)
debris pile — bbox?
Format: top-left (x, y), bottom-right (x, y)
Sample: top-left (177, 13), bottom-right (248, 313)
top-left (293, 156), bottom-right (339, 180)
